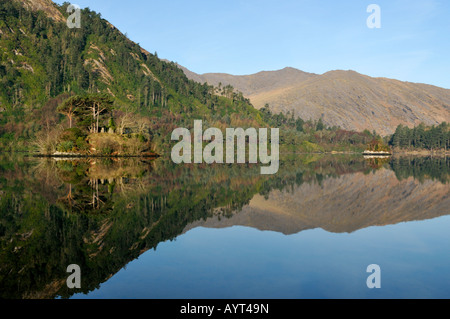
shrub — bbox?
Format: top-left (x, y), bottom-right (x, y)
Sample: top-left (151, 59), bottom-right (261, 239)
top-left (57, 141), bottom-right (74, 152)
top-left (96, 137), bottom-right (120, 155)
top-left (300, 141), bottom-right (322, 153)
top-left (59, 128), bottom-right (86, 143)
top-left (126, 136), bottom-right (145, 155)
top-left (76, 137), bottom-right (89, 152)
top-left (108, 117), bottom-right (116, 131)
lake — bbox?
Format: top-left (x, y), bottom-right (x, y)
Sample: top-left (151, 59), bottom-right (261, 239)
top-left (0, 154), bottom-right (449, 299)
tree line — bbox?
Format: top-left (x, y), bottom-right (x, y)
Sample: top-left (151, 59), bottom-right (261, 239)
top-left (389, 122), bottom-right (449, 151)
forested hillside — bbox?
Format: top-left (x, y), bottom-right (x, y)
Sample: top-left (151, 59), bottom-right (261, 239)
top-left (0, 0), bottom-right (263, 152)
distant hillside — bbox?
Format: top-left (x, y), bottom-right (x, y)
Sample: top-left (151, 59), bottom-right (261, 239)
top-left (181, 67), bottom-right (450, 136)
top-left (178, 65), bottom-right (317, 97)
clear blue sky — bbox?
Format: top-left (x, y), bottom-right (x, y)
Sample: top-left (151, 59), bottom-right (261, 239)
top-left (54, 0), bottom-right (450, 89)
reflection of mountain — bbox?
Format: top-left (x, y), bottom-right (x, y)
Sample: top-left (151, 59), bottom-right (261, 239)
top-left (0, 155), bottom-right (448, 299)
top-left (184, 168), bottom-right (450, 235)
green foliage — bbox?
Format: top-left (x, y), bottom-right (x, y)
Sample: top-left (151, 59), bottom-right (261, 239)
top-left (56, 127), bottom-right (87, 153)
top-left (76, 137), bottom-right (89, 152)
top-left (108, 117), bottom-right (116, 130)
top-left (296, 117), bottom-right (305, 132)
top-left (390, 156), bottom-right (449, 184)
top-left (59, 128), bottom-right (86, 142)
top-left (389, 122), bottom-right (450, 150)
top-left (299, 141), bottom-right (322, 153)
top-left (60, 94), bottom-right (115, 133)
top-left (316, 118), bottom-right (325, 131)
top-left (57, 140), bottom-right (74, 152)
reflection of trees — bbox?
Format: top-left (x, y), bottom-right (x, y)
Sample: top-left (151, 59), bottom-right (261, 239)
top-left (390, 156), bottom-right (449, 184)
top-left (58, 177), bottom-right (114, 214)
top-left (59, 184), bottom-right (74, 208)
top-left (47, 158), bottom-right (153, 214)
top-left (363, 156), bottom-right (391, 169)
top-left (0, 154), bottom-right (448, 299)
top-left (88, 179), bottom-right (104, 210)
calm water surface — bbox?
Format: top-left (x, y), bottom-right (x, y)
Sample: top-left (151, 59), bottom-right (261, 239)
top-left (0, 155), bottom-right (448, 299)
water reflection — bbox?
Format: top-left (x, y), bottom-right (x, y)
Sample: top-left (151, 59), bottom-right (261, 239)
top-left (0, 154), bottom-right (448, 299)
top-left (38, 158), bottom-right (155, 214)
top-left (187, 161), bottom-right (449, 235)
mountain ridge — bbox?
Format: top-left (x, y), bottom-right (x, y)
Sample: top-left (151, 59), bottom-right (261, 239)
top-left (180, 66), bottom-right (450, 136)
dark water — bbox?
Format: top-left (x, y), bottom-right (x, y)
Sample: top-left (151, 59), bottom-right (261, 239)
top-left (0, 154), bottom-right (449, 299)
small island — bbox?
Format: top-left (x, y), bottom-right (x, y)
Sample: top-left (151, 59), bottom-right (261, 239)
top-left (363, 138), bottom-right (392, 156)
top-left (34, 94), bottom-right (158, 158)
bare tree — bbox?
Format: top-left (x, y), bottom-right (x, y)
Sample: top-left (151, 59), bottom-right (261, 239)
top-left (115, 109), bottom-right (134, 135)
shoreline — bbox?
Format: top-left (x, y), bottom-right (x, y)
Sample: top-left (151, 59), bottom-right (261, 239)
top-left (3, 149), bottom-right (448, 159)
top-left (28, 153), bottom-right (160, 159)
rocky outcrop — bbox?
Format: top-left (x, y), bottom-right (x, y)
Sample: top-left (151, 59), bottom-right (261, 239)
top-left (14, 0), bottom-right (65, 22)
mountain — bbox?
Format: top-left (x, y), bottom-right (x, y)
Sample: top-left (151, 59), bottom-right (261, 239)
top-left (178, 65), bottom-right (317, 97)
top-left (181, 67), bottom-right (450, 136)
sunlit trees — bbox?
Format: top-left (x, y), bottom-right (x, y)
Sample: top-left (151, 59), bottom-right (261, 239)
top-left (57, 95), bottom-right (82, 128)
top-left (58, 94), bottom-right (114, 133)
top-left (366, 137), bottom-right (390, 152)
top-left (389, 122), bottom-right (449, 150)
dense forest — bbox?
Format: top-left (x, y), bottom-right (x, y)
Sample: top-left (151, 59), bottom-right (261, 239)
top-left (388, 122), bottom-right (450, 151)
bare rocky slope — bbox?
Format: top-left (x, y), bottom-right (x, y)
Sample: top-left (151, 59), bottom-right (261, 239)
top-left (14, 0), bottom-right (65, 22)
top-left (181, 66), bottom-right (450, 136)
